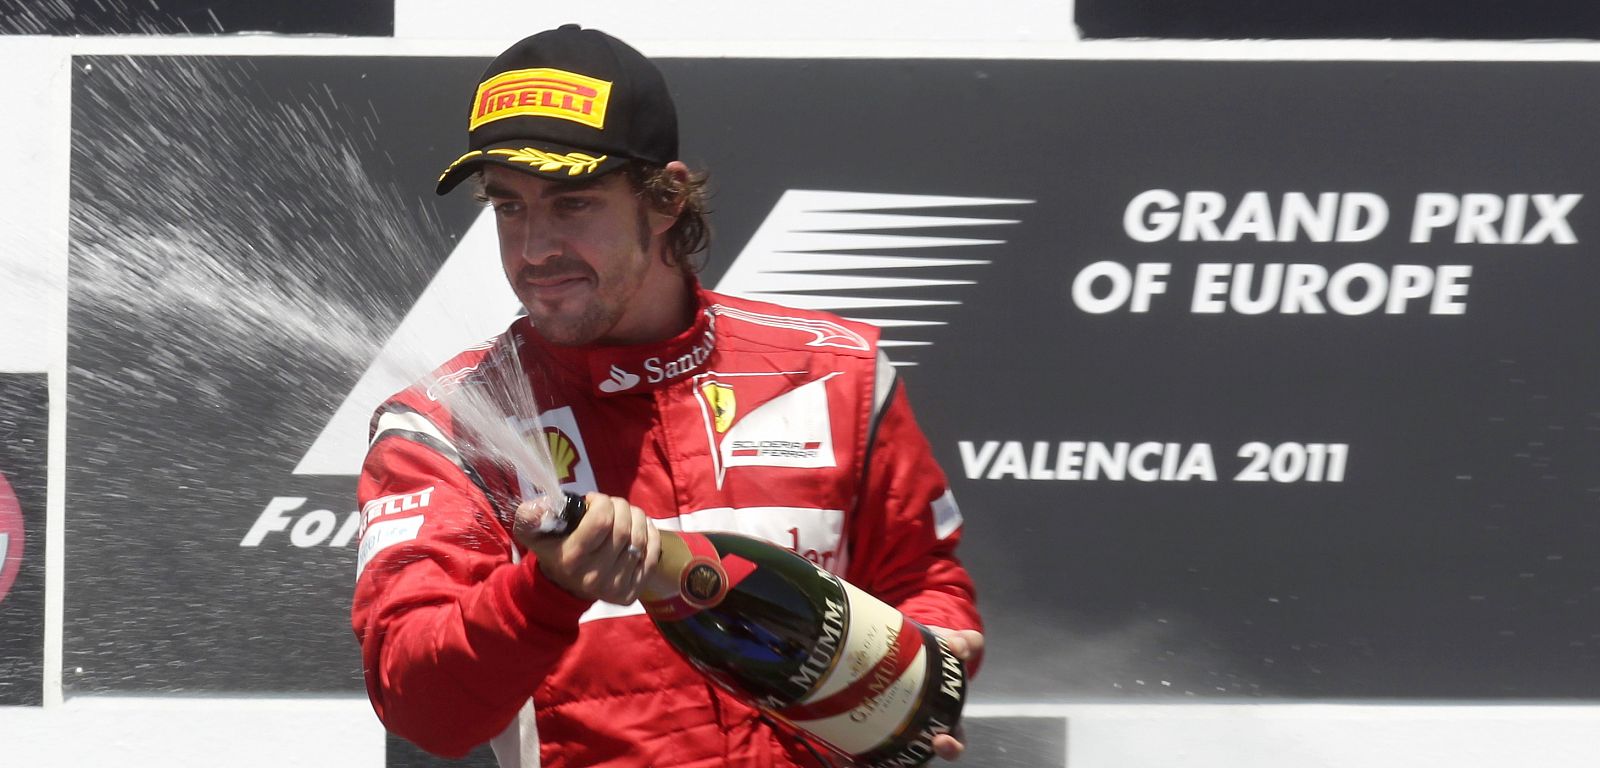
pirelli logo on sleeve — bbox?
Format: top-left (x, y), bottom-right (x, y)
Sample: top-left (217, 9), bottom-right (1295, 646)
top-left (471, 68), bottom-right (612, 131)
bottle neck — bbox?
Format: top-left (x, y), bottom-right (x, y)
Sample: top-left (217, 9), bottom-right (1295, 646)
top-left (641, 530), bottom-right (691, 602)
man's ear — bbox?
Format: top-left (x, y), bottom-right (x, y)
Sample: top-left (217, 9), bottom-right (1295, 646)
top-left (646, 160), bottom-right (692, 236)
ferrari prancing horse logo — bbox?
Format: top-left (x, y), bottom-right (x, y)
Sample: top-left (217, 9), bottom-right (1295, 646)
top-left (701, 382), bottom-right (736, 433)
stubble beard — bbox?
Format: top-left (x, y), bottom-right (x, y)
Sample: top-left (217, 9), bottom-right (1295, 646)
top-left (531, 299), bottom-right (614, 346)
top-left (520, 255), bottom-right (647, 347)
top-left (518, 202), bottom-right (661, 347)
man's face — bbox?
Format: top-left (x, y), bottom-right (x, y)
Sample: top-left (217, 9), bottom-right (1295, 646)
top-left (482, 165), bottom-right (678, 346)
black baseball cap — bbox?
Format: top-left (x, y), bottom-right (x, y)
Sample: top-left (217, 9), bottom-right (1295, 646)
top-left (435, 24), bottom-right (679, 195)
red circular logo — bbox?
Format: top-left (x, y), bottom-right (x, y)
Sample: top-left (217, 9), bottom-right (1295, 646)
top-left (0, 470), bottom-right (24, 604)
top-left (680, 558), bottom-right (729, 609)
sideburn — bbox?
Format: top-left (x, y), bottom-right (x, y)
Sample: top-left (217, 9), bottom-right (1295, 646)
top-left (635, 202), bottom-right (652, 253)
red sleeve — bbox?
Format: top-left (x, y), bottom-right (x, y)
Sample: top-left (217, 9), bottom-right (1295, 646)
top-left (844, 381), bottom-right (983, 646)
top-left (351, 420), bottom-right (593, 758)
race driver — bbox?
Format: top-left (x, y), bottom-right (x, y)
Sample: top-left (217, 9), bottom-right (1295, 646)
top-left (351, 24), bottom-right (983, 767)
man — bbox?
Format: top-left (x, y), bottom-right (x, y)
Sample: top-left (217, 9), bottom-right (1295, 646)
top-left (351, 24), bottom-right (983, 767)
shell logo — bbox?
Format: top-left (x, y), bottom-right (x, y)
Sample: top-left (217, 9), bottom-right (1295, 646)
top-left (545, 427), bottom-right (581, 485)
top-left (0, 470), bottom-right (24, 605)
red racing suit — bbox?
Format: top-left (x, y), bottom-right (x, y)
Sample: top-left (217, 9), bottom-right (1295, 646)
top-left (351, 287), bottom-right (981, 767)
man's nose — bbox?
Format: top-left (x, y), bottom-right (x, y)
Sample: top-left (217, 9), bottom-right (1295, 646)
top-left (514, 220), bottom-right (563, 266)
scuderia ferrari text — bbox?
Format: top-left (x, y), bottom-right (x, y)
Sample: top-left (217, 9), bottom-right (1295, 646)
top-left (1073, 189), bottom-right (1582, 315)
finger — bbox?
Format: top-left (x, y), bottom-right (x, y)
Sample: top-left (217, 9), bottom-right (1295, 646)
top-left (628, 506), bottom-right (650, 562)
top-left (641, 515), bottom-right (662, 574)
top-left (511, 499), bottom-right (545, 548)
top-left (930, 627), bottom-right (984, 662)
top-left (617, 518), bottom-right (661, 606)
top-left (932, 732), bottom-right (965, 761)
top-left (603, 546), bottom-right (643, 604)
top-left (955, 630), bottom-right (985, 665)
top-left (930, 626), bottom-right (966, 658)
top-left (567, 493), bottom-right (614, 556)
top-left (599, 571), bottom-right (633, 605)
top-left (612, 513), bottom-right (649, 603)
top-left (610, 497), bottom-right (637, 564)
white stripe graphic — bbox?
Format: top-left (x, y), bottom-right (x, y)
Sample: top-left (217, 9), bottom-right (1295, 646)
top-left (713, 190), bottom-right (1030, 359)
top-left (370, 409), bottom-right (453, 450)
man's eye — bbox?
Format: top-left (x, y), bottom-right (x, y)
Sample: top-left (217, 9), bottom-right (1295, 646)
top-left (492, 201), bottom-right (524, 216)
top-left (556, 197), bottom-right (593, 212)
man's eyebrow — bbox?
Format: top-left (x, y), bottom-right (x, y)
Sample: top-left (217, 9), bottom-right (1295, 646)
top-left (540, 177), bottom-right (605, 197)
top-left (482, 177), bottom-right (606, 200)
top-left (482, 181), bottom-right (520, 199)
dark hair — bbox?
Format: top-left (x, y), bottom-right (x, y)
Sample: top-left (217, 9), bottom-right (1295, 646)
top-left (625, 162), bottom-right (712, 273)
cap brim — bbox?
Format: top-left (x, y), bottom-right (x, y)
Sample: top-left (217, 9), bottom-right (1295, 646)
top-left (435, 141), bottom-right (630, 195)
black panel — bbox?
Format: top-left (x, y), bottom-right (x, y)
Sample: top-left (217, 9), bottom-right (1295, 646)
top-left (0, 372), bottom-right (48, 706)
top-left (67, 55), bottom-right (1600, 704)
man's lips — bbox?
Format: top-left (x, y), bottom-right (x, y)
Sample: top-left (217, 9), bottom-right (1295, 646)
top-left (518, 257), bottom-right (595, 299)
top-left (526, 275), bottom-right (587, 288)
top-left (521, 273), bottom-right (592, 302)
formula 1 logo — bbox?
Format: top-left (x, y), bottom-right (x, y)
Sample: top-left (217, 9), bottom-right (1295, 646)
top-left (713, 190), bottom-right (1031, 354)
top-left (0, 470), bottom-right (24, 604)
top-left (295, 190), bottom-right (1029, 477)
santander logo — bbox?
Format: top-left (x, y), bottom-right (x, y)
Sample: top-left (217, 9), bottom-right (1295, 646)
top-left (597, 364), bottom-right (641, 393)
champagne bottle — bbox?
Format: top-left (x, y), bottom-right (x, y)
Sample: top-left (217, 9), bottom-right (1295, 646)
top-left (520, 492), bottom-right (966, 768)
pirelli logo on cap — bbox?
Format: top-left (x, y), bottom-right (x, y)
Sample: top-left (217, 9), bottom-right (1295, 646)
top-left (471, 67), bottom-right (612, 131)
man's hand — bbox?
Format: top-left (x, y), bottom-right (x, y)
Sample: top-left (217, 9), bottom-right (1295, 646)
top-left (929, 627), bottom-right (985, 762)
top-left (515, 493), bottom-right (661, 605)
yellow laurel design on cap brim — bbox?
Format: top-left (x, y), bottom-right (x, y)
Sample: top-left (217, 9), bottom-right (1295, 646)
top-left (487, 147), bottom-right (607, 176)
top-left (438, 150), bottom-right (485, 182)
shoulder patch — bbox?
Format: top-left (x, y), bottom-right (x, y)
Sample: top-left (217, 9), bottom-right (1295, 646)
top-left (709, 303), bottom-right (872, 352)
